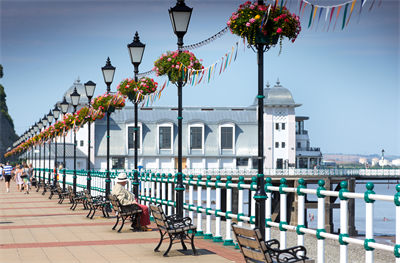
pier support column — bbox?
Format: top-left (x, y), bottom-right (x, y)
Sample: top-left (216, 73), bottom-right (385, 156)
top-left (324, 178), bottom-right (332, 233)
top-left (348, 178), bottom-right (358, 236)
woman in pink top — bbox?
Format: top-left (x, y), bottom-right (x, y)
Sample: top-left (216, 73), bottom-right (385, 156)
top-left (15, 164), bottom-right (24, 192)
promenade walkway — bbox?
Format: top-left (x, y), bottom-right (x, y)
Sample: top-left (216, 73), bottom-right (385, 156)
top-left (0, 181), bottom-right (244, 263)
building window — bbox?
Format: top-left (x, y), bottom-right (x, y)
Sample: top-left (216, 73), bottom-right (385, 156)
top-left (190, 127), bottom-right (202, 149)
top-left (112, 157), bottom-right (125, 169)
top-left (297, 142), bottom-right (301, 148)
top-left (221, 127), bottom-right (233, 150)
top-left (282, 123), bottom-right (286, 130)
top-left (236, 158), bottom-right (249, 167)
top-left (128, 126), bottom-right (141, 150)
top-left (159, 126), bottom-right (171, 149)
top-left (282, 142), bottom-right (286, 148)
top-left (80, 140), bottom-right (84, 147)
top-left (275, 142), bottom-right (279, 148)
top-left (275, 123), bottom-right (279, 130)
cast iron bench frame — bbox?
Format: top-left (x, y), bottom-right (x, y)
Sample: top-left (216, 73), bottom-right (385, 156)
top-left (232, 223), bottom-right (314, 263)
top-left (108, 194), bottom-right (143, 232)
top-left (84, 189), bottom-right (110, 219)
top-left (149, 203), bottom-right (198, 257)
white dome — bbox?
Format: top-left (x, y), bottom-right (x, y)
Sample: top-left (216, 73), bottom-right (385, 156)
top-left (62, 77), bottom-right (89, 105)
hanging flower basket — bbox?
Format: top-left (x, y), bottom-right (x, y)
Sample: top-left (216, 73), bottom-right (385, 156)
top-left (227, 1), bottom-right (301, 54)
top-left (153, 50), bottom-right (203, 83)
top-left (92, 93), bottom-right (126, 113)
top-left (117, 77), bottom-right (158, 103)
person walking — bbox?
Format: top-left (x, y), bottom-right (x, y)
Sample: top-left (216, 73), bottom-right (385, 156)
top-left (22, 164), bottom-right (30, 194)
top-left (111, 173), bottom-right (151, 231)
top-left (3, 162), bottom-right (13, 193)
top-left (28, 163), bottom-right (34, 189)
top-left (15, 164), bottom-right (24, 192)
top-left (0, 164), bottom-right (3, 181)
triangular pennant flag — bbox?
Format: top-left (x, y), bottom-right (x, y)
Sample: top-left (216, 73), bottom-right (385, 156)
top-left (273, 0), bottom-right (278, 12)
top-left (378, 0), bottom-right (382, 7)
top-left (280, 0), bottom-right (284, 14)
top-left (229, 46), bottom-right (234, 66)
top-left (322, 7), bottom-right (330, 32)
top-left (316, 7), bottom-right (324, 31)
top-left (346, 0), bottom-right (357, 27)
top-left (299, 0), bottom-right (303, 14)
top-left (301, 2), bottom-right (308, 17)
top-left (327, 7), bottom-right (335, 32)
top-left (308, 5), bottom-right (314, 28)
top-left (369, 0), bottom-right (375, 11)
top-left (333, 6), bottom-right (342, 31)
top-left (219, 57), bottom-right (224, 75)
top-left (213, 63), bottom-right (218, 80)
top-left (311, 5), bottom-right (318, 29)
top-left (357, 0), bottom-right (365, 23)
top-left (342, 3), bottom-right (349, 30)
top-left (234, 42), bottom-right (239, 61)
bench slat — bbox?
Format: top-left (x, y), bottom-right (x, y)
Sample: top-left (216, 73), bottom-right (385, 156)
top-left (237, 236), bottom-right (263, 250)
top-left (242, 247), bottom-right (272, 263)
top-left (233, 225), bottom-right (261, 239)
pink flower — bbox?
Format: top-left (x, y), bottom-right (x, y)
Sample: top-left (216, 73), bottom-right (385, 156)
top-left (246, 22), bottom-right (251, 27)
top-left (175, 65), bottom-right (180, 69)
top-left (167, 58), bottom-right (172, 61)
top-left (249, 4), bottom-right (255, 9)
top-left (171, 65), bottom-right (175, 68)
top-left (250, 18), bottom-right (256, 23)
top-left (277, 28), bottom-right (283, 33)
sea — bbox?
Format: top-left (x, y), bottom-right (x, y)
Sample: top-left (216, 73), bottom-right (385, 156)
top-left (185, 180), bottom-right (398, 237)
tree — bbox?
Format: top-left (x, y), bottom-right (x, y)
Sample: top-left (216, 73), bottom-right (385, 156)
top-left (0, 64), bottom-right (15, 129)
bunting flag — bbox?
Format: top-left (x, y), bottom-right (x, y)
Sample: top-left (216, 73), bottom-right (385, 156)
top-left (345, 0), bottom-right (357, 26)
top-left (308, 5), bottom-right (314, 28)
top-left (342, 3), bottom-right (349, 30)
top-left (327, 7), bottom-right (335, 32)
top-left (298, 0), bottom-right (382, 32)
top-left (273, 0), bottom-right (278, 12)
top-left (333, 6), bottom-right (342, 31)
top-left (280, 0), bottom-right (284, 14)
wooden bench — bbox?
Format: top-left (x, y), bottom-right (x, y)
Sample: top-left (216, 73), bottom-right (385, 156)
top-left (108, 194), bottom-right (143, 232)
top-left (68, 186), bottom-right (87, 210)
top-left (231, 223), bottom-right (314, 263)
top-left (54, 182), bottom-right (69, 204)
top-left (149, 204), bottom-right (197, 257)
top-left (84, 189), bottom-right (110, 219)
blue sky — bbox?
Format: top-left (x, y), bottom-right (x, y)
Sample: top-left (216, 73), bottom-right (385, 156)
top-left (1, 0), bottom-right (399, 156)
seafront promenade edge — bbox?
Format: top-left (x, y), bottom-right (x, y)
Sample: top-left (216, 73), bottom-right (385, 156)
top-left (0, 180), bottom-right (243, 263)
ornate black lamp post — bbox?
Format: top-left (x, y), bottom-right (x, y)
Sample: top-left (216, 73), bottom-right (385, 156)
top-left (42, 115), bottom-right (48, 184)
top-left (101, 57), bottom-right (116, 205)
top-left (37, 119), bottom-right (43, 184)
top-left (60, 97), bottom-right (69, 191)
top-left (47, 110), bottom-right (54, 185)
top-left (84, 80), bottom-right (96, 192)
top-left (168, 0), bottom-right (192, 217)
top-left (252, 0), bottom-right (272, 239)
top-left (127, 31), bottom-right (145, 197)
top-left (70, 88), bottom-right (81, 195)
top-left (33, 123), bottom-right (38, 178)
top-left (52, 105), bottom-right (61, 186)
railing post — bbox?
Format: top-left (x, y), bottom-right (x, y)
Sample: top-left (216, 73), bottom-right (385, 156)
top-left (364, 182), bottom-right (376, 263)
top-left (188, 175), bottom-right (194, 223)
top-left (224, 176), bottom-right (234, 246)
top-left (317, 179), bottom-right (327, 263)
top-left (279, 178), bottom-right (288, 249)
top-left (296, 178), bottom-right (306, 254)
top-left (156, 173), bottom-right (161, 205)
top-left (394, 184), bottom-right (400, 263)
top-left (161, 173), bottom-right (167, 212)
top-left (140, 172), bottom-right (145, 205)
top-left (145, 173), bottom-right (150, 207)
top-left (250, 176), bottom-right (257, 228)
top-left (195, 175), bottom-right (204, 236)
top-left (168, 173), bottom-right (173, 215)
top-left (182, 174), bottom-right (186, 218)
top-left (265, 177), bottom-right (273, 240)
top-left (339, 181), bottom-right (349, 263)
top-left (237, 176), bottom-right (245, 227)
top-left (151, 173), bottom-right (155, 204)
top-left (204, 175), bottom-right (213, 240)
top-left (213, 175), bottom-right (223, 242)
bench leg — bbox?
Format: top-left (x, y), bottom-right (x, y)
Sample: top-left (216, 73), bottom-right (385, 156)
top-left (90, 208), bottom-right (96, 219)
top-left (163, 234), bottom-right (174, 257)
top-left (72, 202), bottom-right (78, 210)
top-left (189, 230), bottom-right (198, 256)
top-left (154, 229), bottom-right (166, 252)
top-left (86, 207), bottom-right (92, 218)
top-left (70, 201), bottom-right (75, 210)
top-left (180, 233), bottom-right (187, 251)
top-left (112, 217), bottom-right (120, 230)
top-left (101, 206), bottom-right (106, 218)
top-left (118, 217), bottom-right (126, 232)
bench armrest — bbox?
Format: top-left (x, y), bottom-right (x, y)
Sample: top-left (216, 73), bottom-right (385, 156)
top-left (265, 239), bottom-right (280, 249)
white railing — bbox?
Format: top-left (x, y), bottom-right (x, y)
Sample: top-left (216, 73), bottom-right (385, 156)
top-left (137, 173), bottom-right (400, 263)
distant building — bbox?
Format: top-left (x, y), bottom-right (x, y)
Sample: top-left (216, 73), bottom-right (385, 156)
top-left (371, 158), bottom-right (380, 166)
top-left (35, 78), bottom-right (323, 171)
top-left (392, 159), bottom-right (400, 166)
top-left (359, 157), bottom-right (368, 164)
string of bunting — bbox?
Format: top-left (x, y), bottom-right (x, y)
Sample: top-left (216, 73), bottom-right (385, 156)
top-left (180, 27), bottom-right (229, 51)
top-left (136, 70), bottom-right (154, 78)
top-left (296, 0), bottom-right (380, 32)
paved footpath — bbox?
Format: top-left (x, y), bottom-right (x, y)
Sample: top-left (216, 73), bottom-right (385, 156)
top-left (0, 181), bottom-right (244, 263)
